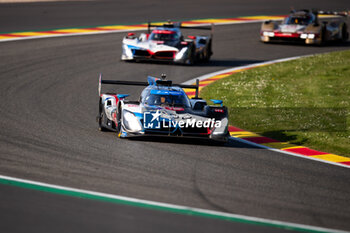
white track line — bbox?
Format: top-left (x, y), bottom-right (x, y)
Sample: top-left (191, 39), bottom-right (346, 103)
top-left (0, 19), bottom-right (272, 43)
top-left (183, 55), bottom-right (350, 169)
top-left (0, 174), bottom-right (348, 233)
top-left (0, 18), bottom-right (348, 233)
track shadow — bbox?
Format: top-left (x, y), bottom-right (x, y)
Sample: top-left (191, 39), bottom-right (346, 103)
top-left (122, 59), bottom-right (265, 68)
top-left (325, 40), bottom-right (350, 47)
top-left (260, 130), bottom-right (308, 146)
top-left (195, 59), bottom-right (264, 67)
top-left (125, 134), bottom-right (260, 149)
top-left (261, 40), bottom-right (350, 47)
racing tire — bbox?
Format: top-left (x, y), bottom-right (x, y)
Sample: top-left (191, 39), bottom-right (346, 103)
top-left (98, 107), bottom-right (108, 132)
top-left (341, 24), bottom-right (348, 42)
top-left (211, 133), bottom-right (229, 145)
top-left (116, 104), bottom-right (122, 134)
top-left (203, 40), bottom-right (212, 62)
top-left (186, 43), bottom-right (196, 65)
top-left (318, 26), bottom-right (326, 46)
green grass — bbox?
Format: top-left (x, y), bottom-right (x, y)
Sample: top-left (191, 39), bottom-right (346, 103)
top-left (201, 50), bottom-right (350, 157)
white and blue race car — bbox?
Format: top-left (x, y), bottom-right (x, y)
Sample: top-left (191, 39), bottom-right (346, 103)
top-left (121, 21), bottom-right (213, 65)
top-left (97, 74), bottom-right (229, 141)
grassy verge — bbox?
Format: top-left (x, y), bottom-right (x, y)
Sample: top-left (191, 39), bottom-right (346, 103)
top-left (201, 50), bottom-right (350, 157)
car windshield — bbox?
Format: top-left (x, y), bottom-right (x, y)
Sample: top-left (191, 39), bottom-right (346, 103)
top-left (284, 16), bottom-right (313, 25)
top-left (149, 31), bottom-right (178, 41)
top-left (144, 93), bottom-right (190, 107)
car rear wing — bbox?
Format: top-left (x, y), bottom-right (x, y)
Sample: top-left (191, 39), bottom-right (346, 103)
top-left (317, 10), bottom-right (349, 17)
top-left (98, 74), bottom-right (200, 98)
top-left (291, 9), bottom-right (349, 17)
top-left (147, 21), bottom-right (213, 35)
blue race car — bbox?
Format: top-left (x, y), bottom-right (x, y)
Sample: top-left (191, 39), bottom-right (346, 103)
top-left (97, 74), bottom-right (229, 141)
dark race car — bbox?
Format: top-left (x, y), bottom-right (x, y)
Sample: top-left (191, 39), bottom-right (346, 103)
top-left (260, 10), bottom-right (348, 45)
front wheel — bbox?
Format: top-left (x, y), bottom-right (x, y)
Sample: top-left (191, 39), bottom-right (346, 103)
top-left (203, 40), bottom-right (212, 62)
top-left (314, 27), bottom-right (325, 46)
top-left (186, 44), bottom-right (196, 65)
top-left (320, 26), bottom-right (327, 45)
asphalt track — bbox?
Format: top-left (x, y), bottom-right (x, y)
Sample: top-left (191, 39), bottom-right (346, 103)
top-left (0, 0), bottom-right (350, 232)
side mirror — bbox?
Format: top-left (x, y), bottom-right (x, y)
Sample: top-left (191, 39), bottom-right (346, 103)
top-left (210, 99), bottom-right (223, 106)
top-left (126, 33), bottom-right (136, 39)
top-left (117, 94), bottom-right (130, 100)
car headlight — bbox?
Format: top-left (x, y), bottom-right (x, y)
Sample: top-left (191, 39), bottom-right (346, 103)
top-left (175, 47), bottom-right (188, 60)
top-left (300, 34), bottom-right (315, 39)
top-left (263, 31), bottom-right (274, 37)
top-left (212, 118), bottom-right (228, 135)
top-left (123, 45), bottom-right (133, 57)
top-left (123, 110), bottom-right (142, 132)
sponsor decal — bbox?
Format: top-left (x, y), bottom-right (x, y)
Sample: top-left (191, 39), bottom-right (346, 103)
top-left (164, 106), bottom-right (185, 111)
top-left (143, 110), bottom-right (221, 129)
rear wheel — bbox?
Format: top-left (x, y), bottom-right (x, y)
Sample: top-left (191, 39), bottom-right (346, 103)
top-left (341, 24), bottom-right (348, 42)
top-left (116, 104), bottom-right (122, 134)
top-left (98, 109), bottom-right (108, 131)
